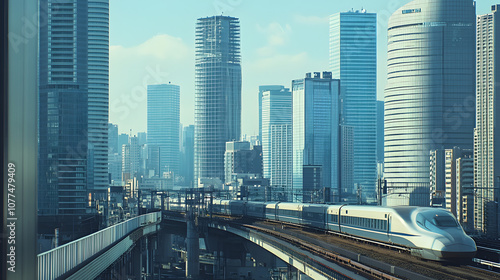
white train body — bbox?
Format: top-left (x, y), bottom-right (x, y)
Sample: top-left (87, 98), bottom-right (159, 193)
top-left (209, 200), bottom-right (476, 261)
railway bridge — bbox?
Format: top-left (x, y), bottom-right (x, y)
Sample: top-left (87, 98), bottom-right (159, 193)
top-left (36, 209), bottom-right (500, 280)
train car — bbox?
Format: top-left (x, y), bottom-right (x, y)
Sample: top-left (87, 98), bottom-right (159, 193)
top-left (245, 201), bottom-right (266, 219)
top-left (326, 205), bottom-right (342, 232)
top-left (302, 204), bottom-right (329, 229)
top-left (276, 203), bottom-right (303, 224)
top-left (228, 200), bottom-right (245, 216)
top-left (339, 205), bottom-right (390, 243)
top-left (211, 199), bottom-right (230, 215)
top-left (209, 199), bottom-right (476, 261)
top-left (338, 205), bottom-right (476, 261)
top-left (265, 202), bottom-right (279, 220)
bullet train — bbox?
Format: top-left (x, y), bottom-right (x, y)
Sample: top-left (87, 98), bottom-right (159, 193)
top-left (210, 200), bottom-right (477, 261)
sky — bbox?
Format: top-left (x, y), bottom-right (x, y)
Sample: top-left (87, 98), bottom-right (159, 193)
top-left (109, 0), bottom-right (491, 136)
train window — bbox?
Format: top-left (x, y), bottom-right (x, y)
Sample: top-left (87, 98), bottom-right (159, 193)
top-left (417, 212), bottom-right (459, 230)
top-left (433, 215), bottom-right (459, 227)
top-left (416, 214), bottom-right (426, 228)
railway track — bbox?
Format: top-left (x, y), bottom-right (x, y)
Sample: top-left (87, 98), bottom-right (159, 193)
top-left (247, 220), bottom-right (500, 280)
top-left (243, 224), bottom-right (402, 280)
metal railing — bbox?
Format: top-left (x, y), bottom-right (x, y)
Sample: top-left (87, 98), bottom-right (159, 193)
top-left (37, 212), bottom-right (161, 280)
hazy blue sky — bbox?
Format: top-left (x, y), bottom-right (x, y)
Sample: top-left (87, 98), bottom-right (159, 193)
top-left (109, 0), bottom-right (491, 135)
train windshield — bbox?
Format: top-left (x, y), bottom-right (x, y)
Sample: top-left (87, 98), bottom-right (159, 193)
top-left (432, 215), bottom-right (459, 227)
top-left (416, 211), bottom-right (460, 230)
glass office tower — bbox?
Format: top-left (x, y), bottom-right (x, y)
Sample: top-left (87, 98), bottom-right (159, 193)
top-left (292, 72), bottom-right (341, 203)
top-left (39, 0), bottom-right (91, 216)
top-left (194, 16), bottom-right (241, 183)
top-left (330, 10), bottom-right (377, 201)
top-left (384, 0), bottom-right (475, 206)
top-left (147, 84), bottom-right (180, 176)
top-left (38, 0), bottom-right (109, 242)
top-left (259, 85), bottom-right (286, 143)
top-left (261, 86), bottom-right (292, 201)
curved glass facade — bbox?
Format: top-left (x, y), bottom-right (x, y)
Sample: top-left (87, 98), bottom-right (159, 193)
top-left (147, 84), bottom-right (180, 175)
top-left (194, 16), bottom-right (241, 182)
top-left (384, 0), bottom-right (475, 206)
top-left (88, 0), bottom-right (109, 192)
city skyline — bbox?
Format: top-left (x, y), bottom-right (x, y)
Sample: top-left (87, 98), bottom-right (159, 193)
top-left (108, 0), bottom-right (493, 136)
top-left (6, 0), bottom-right (500, 278)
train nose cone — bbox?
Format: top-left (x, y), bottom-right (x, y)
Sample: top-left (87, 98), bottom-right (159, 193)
top-left (432, 238), bottom-right (477, 260)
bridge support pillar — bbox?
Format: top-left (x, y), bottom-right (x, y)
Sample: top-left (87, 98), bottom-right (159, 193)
top-left (131, 241), bottom-right (142, 280)
top-left (149, 235), bottom-right (157, 279)
top-left (144, 236), bottom-right (155, 279)
top-left (158, 230), bottom-right (174, 264)
top-left (240, 251), bottom-right (247, 267)
top-left (186, 219), bottom-right (200, 279)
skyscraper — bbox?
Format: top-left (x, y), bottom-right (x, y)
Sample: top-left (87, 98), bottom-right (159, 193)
top-left (87, 0), bottom-right (109, 194)
top-left (376, 101), bottom-right (384, 164)
top-left (224, 141), bottom-right (263, 184)
top-left (475, 4), bottom-right (500, 238)
top-left (259, 85), bottom-right (287, 143)
top-left (147, 84), bottom-right (180, 176)
top-left (38, 0), bottom-right (108, 242)
top-left (340, 125), bottom-right (354, 199)
top-left (330, 10), bottom-right (377, 200)
top-left (137, 132), bottom-right (147, 146)
top-left (39, 0), bottom-right (110, 215)
top-left (261, 86), bottom-right (292, 200)
top-left (194, 16), bottom-right (241, 183)
top-left (457, 154), bottom-right (474, 232)
top-left (122, 136), bottom-right (140, 180)
top-left (384, 0), bottom-right (475, 206)
top-left (108, 123), bottom-right (118, 154)
top-left (180, 125), bottom-right (195, 186)
top-left (108, 123), bottom-right (121, 183)
top-left (292, 72), bottom-right (341, 203)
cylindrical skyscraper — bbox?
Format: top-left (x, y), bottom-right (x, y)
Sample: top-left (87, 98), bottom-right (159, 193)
top-left (384, 0), bottom-right (475, 206)
top-left (147, 84), bottom-right (180, 176)
top-left (194, 16), bottom-right (241, 183)
top-left (87, 0), bottom-right (109, 194)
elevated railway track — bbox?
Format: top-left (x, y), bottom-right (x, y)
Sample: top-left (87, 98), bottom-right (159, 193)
top-left (243, 220), bottom-right (500, 280)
